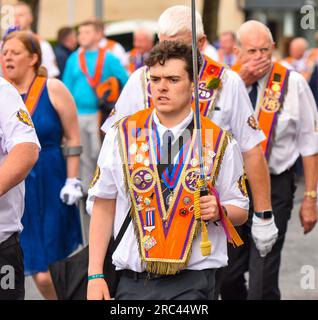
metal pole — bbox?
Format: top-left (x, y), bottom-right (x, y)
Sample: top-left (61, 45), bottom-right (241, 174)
top-left (191, 0), bottom-right (206, 183)
top-left (95, 0), bottom-right (104, 20)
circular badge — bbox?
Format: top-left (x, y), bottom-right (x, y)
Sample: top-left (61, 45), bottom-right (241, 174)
top-left (131, 167), bottom-right (156, 193)
top-left (129, 143), bottom-right (138, 155)
top-left (183, 196), bottom-right (192, 205)
top-left (190, 158), bottom-right (199, 168)
top-left (144, 173), bottom-right (153, 183)
top-left (182, 168), bottom-right (200, 193)
top-left (136, 154), bottom-right (144, 163)
top-left (141, 143), bottom-right (149, 152)
top-left (271, 83), bottom-right (281, 92)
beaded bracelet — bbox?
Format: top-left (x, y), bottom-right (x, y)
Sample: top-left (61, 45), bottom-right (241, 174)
top-left (88, 274), bottom-right (105, 281)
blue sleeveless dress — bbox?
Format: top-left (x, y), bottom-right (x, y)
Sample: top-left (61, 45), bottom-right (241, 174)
top-left (20, 83), bottom-right (82, 275)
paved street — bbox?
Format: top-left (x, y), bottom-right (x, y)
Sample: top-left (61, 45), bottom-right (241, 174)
top-left (25, 178), bottom-right (318, 300)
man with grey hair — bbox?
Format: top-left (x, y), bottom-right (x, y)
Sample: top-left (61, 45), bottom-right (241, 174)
top-left (222, 20), bottom-right (318, 300)
top-left (95, 5), bottom-right (277, 266)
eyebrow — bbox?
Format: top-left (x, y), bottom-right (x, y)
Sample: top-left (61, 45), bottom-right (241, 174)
top-left (150, 75), bottom-right (181, 80)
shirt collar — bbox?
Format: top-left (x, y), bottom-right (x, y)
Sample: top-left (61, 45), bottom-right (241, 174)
top-left (153, 110), bottom-right (194, 145)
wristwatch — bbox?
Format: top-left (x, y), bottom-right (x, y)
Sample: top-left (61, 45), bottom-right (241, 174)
top-left (304, 190), bottom-right (317, 199)
top-left (254, 210), bottom-right (273, 219)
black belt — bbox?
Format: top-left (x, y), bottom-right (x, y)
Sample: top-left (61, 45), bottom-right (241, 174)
top-left (122, 269), bottom-right (191, 280)
top-left (0, 233), bottom-right (19, 251)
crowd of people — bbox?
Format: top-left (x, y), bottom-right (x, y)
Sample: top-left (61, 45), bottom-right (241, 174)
top-left (0, 2), bottom-right (317, 301)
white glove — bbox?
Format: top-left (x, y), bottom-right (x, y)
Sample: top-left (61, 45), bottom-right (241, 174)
top-left (60, 178), bottom-right (83, 205)
top-left (251, 215), bottom-right (278, 258)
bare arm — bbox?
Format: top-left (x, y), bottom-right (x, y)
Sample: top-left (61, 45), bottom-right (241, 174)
top-left (243, 144), bottom-right (272, 212)
top-left (225, 204), bottom-right (248, 226)
top-left (300, 154), bottom-right (318, 234)
top-left (0, 142), bottom-right (39, 196)
top-left (87, 197), bottom-right (116, 300)
top-left (48, 79), bottom-right (81, 178)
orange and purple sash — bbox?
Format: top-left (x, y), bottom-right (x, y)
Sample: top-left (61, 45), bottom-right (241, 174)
top-left (142, 55), bottom-right (226, 118)
top-left (232, 62), bottom-right (289, 159)
top-left (118, 109), bottom-right (243, 274)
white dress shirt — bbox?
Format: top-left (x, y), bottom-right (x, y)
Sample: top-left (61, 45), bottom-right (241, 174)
top-left (101, 58), bottom-right (266, 154)
top-left (88, 110), bottom-right (249, 272)
top-left (254, 68), bottom-right (318, 174)
top-left (40, 40), bottom-right (60, 78)
top-left (0, 78), bottom-right (40, 244)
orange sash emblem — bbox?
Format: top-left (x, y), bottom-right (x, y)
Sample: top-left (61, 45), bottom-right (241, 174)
top-left (232, 62), bottom-right (289, 159)
top-left (118, 109), bottom-right (243, 274)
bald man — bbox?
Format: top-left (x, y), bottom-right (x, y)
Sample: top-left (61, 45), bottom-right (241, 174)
top-left (221, 20), bottom-right (318, 300)
top-left (127, 28), bottom-right (155, 74)
top-left (283, 37), bottom-right (315, 81)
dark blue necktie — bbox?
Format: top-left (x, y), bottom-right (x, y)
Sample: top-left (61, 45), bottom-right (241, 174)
top-left (159, 130), bottom-right (174, 211)
top-left (160, 130), bottom-right (174, 169)
top-left (249, 82), bottom-right (258, 110)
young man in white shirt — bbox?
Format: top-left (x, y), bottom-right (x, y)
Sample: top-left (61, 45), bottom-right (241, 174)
top-left (87, 41), bottom-right (249, 300)
top-left (96, 6), bottom-right (277, 262)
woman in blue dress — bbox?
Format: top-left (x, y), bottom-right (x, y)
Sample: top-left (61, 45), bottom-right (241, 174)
top-left (2, 31), bottom-right (83, 299)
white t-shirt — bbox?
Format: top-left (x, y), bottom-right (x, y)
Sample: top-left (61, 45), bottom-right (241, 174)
top-left (0, 78), bottom-right (40, 244)
top-left (252, 69), bottom-right (318, 174)
top-left (88, 111), bottom-right (249, 272)
top-left (40, 40), bottom-right (60, 78)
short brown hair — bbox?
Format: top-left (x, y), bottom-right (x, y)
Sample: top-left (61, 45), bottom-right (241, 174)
top-left (145, 41), bottom-right (201, 82)
top-left (79, 19), bottom-right (104, 33)
top-left (2, 31), bottom-right (47, 77)
top-left (57, 26), bottom-right (75, 43)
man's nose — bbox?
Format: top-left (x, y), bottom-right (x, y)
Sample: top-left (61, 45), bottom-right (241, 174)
top-left (158, 79), bottom-right (168, 91)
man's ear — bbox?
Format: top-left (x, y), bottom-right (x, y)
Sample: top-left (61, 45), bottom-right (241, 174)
top-left (233, 45), bottom-right (240, 56)
top-left (198, 35), bottom-right (207, 52)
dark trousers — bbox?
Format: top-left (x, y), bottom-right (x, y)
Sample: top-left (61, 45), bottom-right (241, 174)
top-left (115, 268), bottom-right (216, 300)
top-left (0, 233), bottom-right (25, 300)
top-left (216, 166), bottom-right (296, 300)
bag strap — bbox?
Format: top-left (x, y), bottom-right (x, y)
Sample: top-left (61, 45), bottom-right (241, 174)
top-left (113, 210), bottom-right (131, 249)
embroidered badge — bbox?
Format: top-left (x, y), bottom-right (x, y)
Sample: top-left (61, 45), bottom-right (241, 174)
top-left (131, 167), bottom-right (155, 193)
top-left (183, 169), bottom-right (200, 193)
top-left (89, 166), bottom-right (101, 189)
top-left (237, 174), bottom-right (248, 198)
top-left (16, 109), bottom-right (34, 128)
top-left (247, 115), bottom-right (261, 130)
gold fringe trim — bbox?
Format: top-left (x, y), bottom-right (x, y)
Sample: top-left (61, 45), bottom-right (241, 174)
top-left (211, 131), bottom-right (231, 186)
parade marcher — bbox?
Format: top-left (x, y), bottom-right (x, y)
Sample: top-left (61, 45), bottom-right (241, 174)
top-left (127, 28), bottom-right (155, 75)
top-left (222, 20), bottom-right (318, 300)
top-left (99, 21), bottom-right (128, 68)
top-left (217, 31), bottom-right (237, 67)
top-left (87, 41), bottom-right (249, 300)
top-left (282, 37), bottom-right (316, 81)
top-left (97, 5), bottom-right (277, 263)
top-left (2, 31), bottom-right (83, 300)
top-left (13, 2), bottom-right (60, 78)
top-left (54, 27), bottom-right (78, 78)
top-left (63, 20), bottom-right (128, 194)
top-left (0, 77), bottom-right (40, 300)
